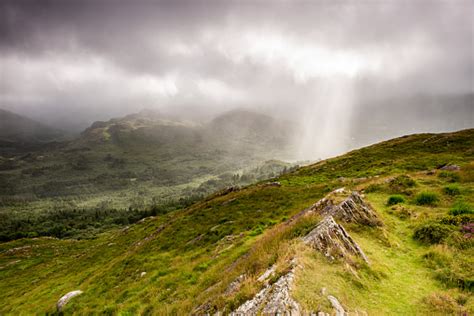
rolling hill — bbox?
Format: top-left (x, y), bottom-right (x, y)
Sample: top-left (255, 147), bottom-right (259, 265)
top-left (0, 128), bottom-right (473, 314)
top-left (0, 109), bottom-right (298, 240)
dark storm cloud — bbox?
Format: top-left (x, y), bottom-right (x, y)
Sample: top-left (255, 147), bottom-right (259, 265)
top-left (0, 0), bottom-right (473, 149)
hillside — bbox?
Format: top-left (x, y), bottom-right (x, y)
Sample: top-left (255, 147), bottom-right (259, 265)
top-left (0, 109), bottom-right (297, 240)
top-left (0, 109), bottom-right (65, 149)
top-left (1, 129), bottom-right (473, 314)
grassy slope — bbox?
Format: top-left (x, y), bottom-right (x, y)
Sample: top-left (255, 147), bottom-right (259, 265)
top-left (0, 129), bottom-right (473, 314)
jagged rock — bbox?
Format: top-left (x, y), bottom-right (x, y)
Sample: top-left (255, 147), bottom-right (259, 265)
top-left (320, 192), bottom-right (381, 227)
top-left (232, 267), bottom-right (300, 315)
top-left (327, 295), bottom-right (346, 316)
top-left (57, 290), bottom-right (83, 312)
top-left (261, 270), bottom-right (300, 315)
top-left (303, 216), bottom-right (369, 263)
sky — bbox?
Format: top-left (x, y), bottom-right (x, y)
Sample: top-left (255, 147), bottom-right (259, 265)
top-left (1, 0), bottom-right (473, 157)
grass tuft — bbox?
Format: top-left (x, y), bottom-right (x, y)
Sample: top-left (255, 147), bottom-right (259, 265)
top-left (386, 195), bottom-right (405, 206)
top-left (414, 192), bottom-right (439, 206)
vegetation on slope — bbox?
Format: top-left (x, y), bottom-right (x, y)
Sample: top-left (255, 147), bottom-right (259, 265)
top-left (0, 129), bottom-right (473, 314)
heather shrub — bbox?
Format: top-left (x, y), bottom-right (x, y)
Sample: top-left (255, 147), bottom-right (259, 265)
top-left (414, 223), bottom-right (452, 244)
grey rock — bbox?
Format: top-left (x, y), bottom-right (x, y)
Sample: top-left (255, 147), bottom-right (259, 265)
top-left (264, 181), bottom-right (281, 187)
top-left (57, 290), bottom-right (83, 312)
top-left (440, 164), bottom-right (460, 171)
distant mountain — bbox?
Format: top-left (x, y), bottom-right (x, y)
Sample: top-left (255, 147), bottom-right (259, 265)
top-left (0, 109), bottom-right (65, 146)
top-left (77, 108), bottom-right (296, 159)
top-left (207, 109), bottom-right (294, 150)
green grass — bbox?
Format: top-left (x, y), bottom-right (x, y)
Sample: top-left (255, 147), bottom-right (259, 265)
top-left (0, 128), bottom-right (473, 314)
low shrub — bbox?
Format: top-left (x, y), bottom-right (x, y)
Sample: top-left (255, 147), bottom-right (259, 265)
top-left (442, 184), bottom-right (460, 196)
top-left (439, 215), bottom-right (473, 226)
top-left (392, 206), bottom-right (414, 220)
top-left (460, 162), bottom-right (474, 182)
top-left (423, 248), bottom-right (474, 291)
top-left (387, 195), bottom-right (405, 206)
top-left (364, 184), bottom-right (382, 193)
top-left (423, 293), bottom-right (464, 313)
top-left (438, 171), bottom-right (460, 183)
top-left (414, 223), bottom-right (452, 244)
top-left (388, 175), bottom-right (416, 194)
top-left (449, 201), bottom-right (473, 216)
top-left (414, 192), bottom-right (439, 206)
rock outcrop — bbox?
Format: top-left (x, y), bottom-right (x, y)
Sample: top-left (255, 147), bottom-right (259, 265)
top-left (229, 191), bottom-right (377, 315)
top-left (232, 267), bottom-right (300, 315)
top-left (319, 192), bottom-right (381, 227)
top-left (303, 216), bottom-right (369, 263)
top-left (57, 290), bottom-right (83, 312)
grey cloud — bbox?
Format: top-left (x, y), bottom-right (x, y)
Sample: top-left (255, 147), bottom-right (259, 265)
top-left (0, 0), bottom-right (473, 157)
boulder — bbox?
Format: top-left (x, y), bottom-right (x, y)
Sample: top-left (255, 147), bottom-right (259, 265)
top-left (57, 290), bottom-right (83, 312)
top-left (440, 164), bottom-right (460, 171)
